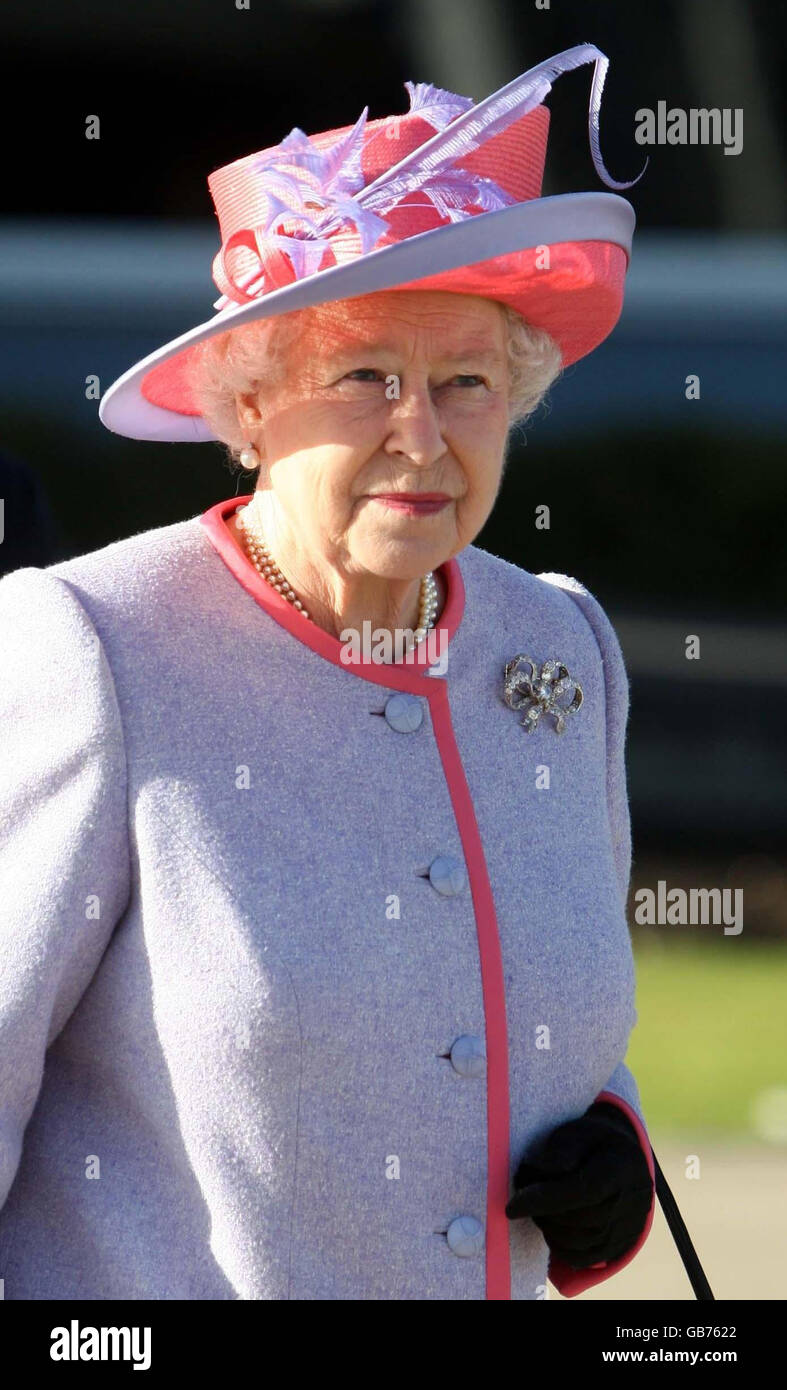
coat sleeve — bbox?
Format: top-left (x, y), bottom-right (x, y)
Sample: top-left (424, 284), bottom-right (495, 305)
top-left (0, 566), bottom-right (131, 1215)
top-left (537, 574), bottom-right (656, 1298)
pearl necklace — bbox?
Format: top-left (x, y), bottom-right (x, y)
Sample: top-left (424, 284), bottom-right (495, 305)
top-left (235, 496), bottom-right (440, 647)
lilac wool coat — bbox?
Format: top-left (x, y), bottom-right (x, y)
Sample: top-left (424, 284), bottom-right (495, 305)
top-left (0, 493), bottom-right (655, 1301)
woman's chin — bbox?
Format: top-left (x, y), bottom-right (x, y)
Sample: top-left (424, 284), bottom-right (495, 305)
top-left (352, 520), bottom-right (456, 576)
top-left (353, 545), bottom-right (450, 583)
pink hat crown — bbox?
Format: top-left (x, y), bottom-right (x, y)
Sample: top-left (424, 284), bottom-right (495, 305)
top-left (207, 43), bottom-right (645, 308)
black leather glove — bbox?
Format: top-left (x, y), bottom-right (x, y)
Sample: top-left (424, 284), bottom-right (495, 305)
top-left (505, 1101), bottom-right (654, 1269)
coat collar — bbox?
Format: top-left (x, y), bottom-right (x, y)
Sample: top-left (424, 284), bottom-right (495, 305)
top-left (200, 494), bottom-right (466, 693)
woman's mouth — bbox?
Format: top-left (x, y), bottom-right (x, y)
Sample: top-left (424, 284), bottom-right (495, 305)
top-left (368, 493), bottom-right (451, 516)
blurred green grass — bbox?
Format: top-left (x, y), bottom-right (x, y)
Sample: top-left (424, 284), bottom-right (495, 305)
top-left (626, 936), bottom-right (787, 1138)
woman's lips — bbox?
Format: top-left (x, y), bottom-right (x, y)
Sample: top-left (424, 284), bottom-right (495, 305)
top-left (368, 493), bottom-right (451, 515)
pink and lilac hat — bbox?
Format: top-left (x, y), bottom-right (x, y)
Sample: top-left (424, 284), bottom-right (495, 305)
top-left (99, 43), bottom-right (645, 442)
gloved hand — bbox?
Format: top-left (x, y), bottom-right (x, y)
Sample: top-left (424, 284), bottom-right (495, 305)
top-left (505, 1101), bottom-right (654, 1269)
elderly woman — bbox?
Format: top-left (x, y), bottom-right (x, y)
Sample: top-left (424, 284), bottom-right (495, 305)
top-left (0, 46), bottom-right (655, 1300)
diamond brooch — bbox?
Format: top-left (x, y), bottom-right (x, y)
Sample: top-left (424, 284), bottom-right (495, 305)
top-left (502, 655), bottom-right (583, 734)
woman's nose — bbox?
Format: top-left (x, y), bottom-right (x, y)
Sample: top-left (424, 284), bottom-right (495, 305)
top-left (383, 385), bottom-right (446, 468)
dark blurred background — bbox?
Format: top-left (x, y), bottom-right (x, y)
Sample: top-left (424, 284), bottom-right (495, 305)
top-left (0, 5), bottom-right (785, 896)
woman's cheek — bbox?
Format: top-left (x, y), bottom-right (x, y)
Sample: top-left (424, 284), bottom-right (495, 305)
top-left (445, 395), bottom-right (508, 442)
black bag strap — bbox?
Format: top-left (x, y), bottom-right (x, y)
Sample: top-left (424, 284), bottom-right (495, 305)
top-left (652, 1148), bottom-right (714, 1299)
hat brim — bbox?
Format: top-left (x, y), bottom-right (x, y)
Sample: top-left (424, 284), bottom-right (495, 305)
top-left (99, 191), bottom-right (635, 442)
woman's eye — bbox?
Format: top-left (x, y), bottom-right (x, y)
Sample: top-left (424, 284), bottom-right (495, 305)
top-left (344, 368), bottom-right (381, 382)
top-left (337, 370), bottom-right (489, 388)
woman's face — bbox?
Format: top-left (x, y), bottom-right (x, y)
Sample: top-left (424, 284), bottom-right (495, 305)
top-left (236, 290), bottom-right (511, 583)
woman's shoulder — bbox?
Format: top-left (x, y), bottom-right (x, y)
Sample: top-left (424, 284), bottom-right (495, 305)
top-left (460, 542), bottom-right (627, 678)
top-left (52, 510), bottom-right (208, 592)
top-left (460, 541), bottom-right (607, 616)
top-left (0, 511), bottom-right (234, 699)
top-left (0, 511), bottom-right (216, 631)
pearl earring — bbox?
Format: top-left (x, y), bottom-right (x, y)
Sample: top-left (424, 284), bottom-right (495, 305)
top-left (239, 443), bottom-right (261, 470)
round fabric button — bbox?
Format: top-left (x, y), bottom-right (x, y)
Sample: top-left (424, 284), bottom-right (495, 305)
top-left (383, 692), bottom-right (423, 733)
top-left (446, 1215), bottom-right (484, 1258)
top-left (428, 855), bottom-right (466, 896)
top-left (449, 1034), bottom-right (486, 1078)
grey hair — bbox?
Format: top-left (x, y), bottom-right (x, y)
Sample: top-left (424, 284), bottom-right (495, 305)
top-left (187, 299), bottom-right (563, 468)
top-left (500, 303), bottom-right (563, 429)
